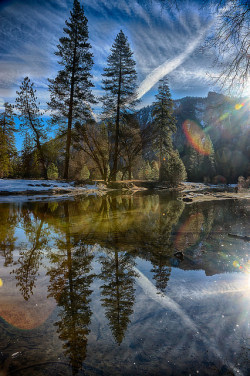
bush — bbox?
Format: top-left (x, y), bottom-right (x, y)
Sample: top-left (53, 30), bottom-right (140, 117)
top-left (47, 163), bottom-right (59, 180)
top-left (238, 176), bottom-right (250, 191)
top-left (79, 165), bottom-right (90, 180)
top-left (213, 175), bottom-right (227, 185)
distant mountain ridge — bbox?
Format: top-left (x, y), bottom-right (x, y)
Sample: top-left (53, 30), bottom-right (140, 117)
top-left (136, 91), bottom-right (242, 128)
top-left (136, 91), bottom-right (249, 152)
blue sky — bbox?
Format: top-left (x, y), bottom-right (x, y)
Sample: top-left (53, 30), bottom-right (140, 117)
top-left (0, 0), bottom-right (222, 110)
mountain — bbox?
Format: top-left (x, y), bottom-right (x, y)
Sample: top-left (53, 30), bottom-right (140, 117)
top-left (136, 92), bottom-right (250, 182)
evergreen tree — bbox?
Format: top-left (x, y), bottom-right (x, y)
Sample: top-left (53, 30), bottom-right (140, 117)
top-left (152, 78), bottom-right (176, 180)
top-left (79, 164), bottom-right (90, 180)
top-left (101, 30), bottom-right (138, 181)
top-left (152, 78), bottom-right (186, 184)
top-left (183, 131), bottom-right (215, 182)
top-left (47, 163), bottom-right (59, 180)
top-left (160, 150), bottom-right (187, 186)
top-left (16, 77), bottom-right (48, 178)
top-left (48, 0), bottom-right (95, 179)
top-left (0, 102), bottom-right (17, 177)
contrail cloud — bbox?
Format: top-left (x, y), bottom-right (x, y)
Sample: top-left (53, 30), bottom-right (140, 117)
top-left (136, 2), bottom-right (230, 100)
top-left (136, 28), bottom-right (208, 100)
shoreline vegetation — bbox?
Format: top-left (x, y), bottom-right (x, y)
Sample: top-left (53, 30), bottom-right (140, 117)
top-left (0, 179), bottom-right (249, 203)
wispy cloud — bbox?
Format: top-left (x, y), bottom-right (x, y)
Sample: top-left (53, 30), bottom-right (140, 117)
top-left (0, 0), bottom-right (223, 109)
top-left (136, 26), bottom-right (208, 99)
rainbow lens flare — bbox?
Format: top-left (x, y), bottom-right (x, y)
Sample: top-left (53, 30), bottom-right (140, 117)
top-left (235, 103), bottom-right (244, 110)
top-left (175, 212), bottom-right (204, 251)
top-left (233, 259), bottom-right (250, 274)
top-left (183, 120), bottom-right (213, 155)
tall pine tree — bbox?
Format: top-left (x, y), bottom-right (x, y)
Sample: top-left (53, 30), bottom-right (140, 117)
top-left (48, 0), bottom-right (95, 179)
top-left (101, 30), bottom-right (138, 181)
top-left (152, 78), bottom-right (176, 179)
top-left (0, 102), bottom-right (17, 178)
top-left (16, 77), bottom-right (48, 179)
top-left (152, 78), bottom-right (186, 184)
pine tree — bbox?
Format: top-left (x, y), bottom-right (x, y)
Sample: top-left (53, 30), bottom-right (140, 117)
top-left (48, 0), bottom-right (95, 179)
top-left (152, 78), bottom-right (186, 184)
top-left (152, 78), bottom-right (176, 180)
top-left (101, 30), bottom-right (138, 181)
top-left (0, 102), bottom-right (17, 177)
top-left (160, 150), bottom-right (187, 185)
top-left (47, 163), bottom-right (59, 180)
top-left (16, 77), bottom-right (48, 179)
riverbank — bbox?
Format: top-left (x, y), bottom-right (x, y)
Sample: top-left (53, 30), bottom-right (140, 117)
top-left (0, 179), bottom-right (249, 203)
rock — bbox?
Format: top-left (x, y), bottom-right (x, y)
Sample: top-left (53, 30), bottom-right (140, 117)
top-left (174, 251), bottom-right (184, 260)
top-left (183, 197), bottom-right (193, 202)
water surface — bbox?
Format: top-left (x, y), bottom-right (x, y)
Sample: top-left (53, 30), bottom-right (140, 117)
top-left (0, 193), bottom-right (249, 375)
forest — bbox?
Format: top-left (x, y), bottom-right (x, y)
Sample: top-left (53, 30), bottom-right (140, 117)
top-left (0, 0), bottom-right (249, 185)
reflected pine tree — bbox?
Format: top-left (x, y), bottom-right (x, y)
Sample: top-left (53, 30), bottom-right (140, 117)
top-left (47, 203), bottom-right (94, 374)
top-left (143, 196), bottom-right (185, 293)
top-left (0, 204), bottom-right (18, 266)
top-left (151, 262), bottom-right (171, 294)
top-left (99, 249), bottom-right (136, 345)
top-left (13, 204), bottom-right (49, 300)
top-left (99, 196), bottom-right (137, 345)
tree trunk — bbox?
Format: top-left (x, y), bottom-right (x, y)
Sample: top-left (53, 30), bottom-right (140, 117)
top-left (159, 100), bottom-right (164, 182)
top-left (110, 58), bottom-right (122, 182)
top-left (128, 166), bottom-right (132, 180)
top-left (34, 136), bottom-right (47, 179)
top-left (64, 38), bottom-right (77, 180)
top-left (28, 112), bottom-right (48, 179)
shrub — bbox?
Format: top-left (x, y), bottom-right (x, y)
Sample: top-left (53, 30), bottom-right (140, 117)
top-left (47, 163), bottom-right (59, 180)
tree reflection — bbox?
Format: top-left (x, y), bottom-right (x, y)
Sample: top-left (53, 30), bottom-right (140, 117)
top-left (99, 249), bottom-right (136, 345)
top-left (0, 203), bottom-right (18, 266)
top-left (143, 196), bottom-right (185, 293)
top-left (13, 204), bottom-right (49, 300)
top-left (99, 197), bottom-right (137, 345)
top-left (47, 203), bottom-right (94, 374)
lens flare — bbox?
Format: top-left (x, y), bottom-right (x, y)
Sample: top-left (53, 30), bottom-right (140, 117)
top-left (175, 212), bottom-right (204, 251)
top-left (183, 120), bottom-right (213, 155)
top-left (235, 103), bottom-right (244, 110)
top-left (219, 112), bottom-right (230, 121)
top-left (233, 259), bottom-right (250, 274)
top-left (0, 278), bottom-right (3, 287)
